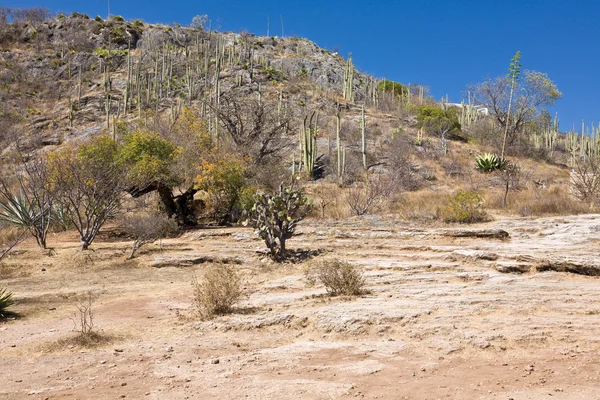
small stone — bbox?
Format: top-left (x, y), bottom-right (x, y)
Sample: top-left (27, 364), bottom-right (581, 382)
top-left (211, 359), bottom-right (220, 364)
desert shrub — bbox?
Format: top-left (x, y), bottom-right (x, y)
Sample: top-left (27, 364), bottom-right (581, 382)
top-left (112, 15), bottom-right (125, 22)
top-left (121, 213), bottom-right (178, 259)
top-left (346, 173), bottom-right (394, 216)
top-left (305, 259), bottom-right (366, 296)
top-left (0, 286), bottom-right (14, 318)
top-left (440, 190), bottom-right (489, 223)
top-left (489, 185), bottom-right (588, 216)
top-left (570, 156), bottom-right (600, 207)
top-left (72, 292), bottom-right (95, 336)
top-left (192, 264), bottom-right (241, 318)
top-left (475, 153), bottom-right (507, 173)
top-left (417, 106), bottom-right (462, 154)
top-left (245, 184), bottom-right (312, 260)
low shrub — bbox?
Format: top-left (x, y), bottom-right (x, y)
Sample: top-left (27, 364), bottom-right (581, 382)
top-left (306, 259), bottom-right (366, 296)
top-left (121, 213), bottom-right (178, 259)
top-left (475, 153), bottom-right (507, 173)
top-left (440, 190), bottom-right (489, 223)
top-left (192, 264), bottom-right (241, 318)
top-left (0, 287), bottom-right (14, 318)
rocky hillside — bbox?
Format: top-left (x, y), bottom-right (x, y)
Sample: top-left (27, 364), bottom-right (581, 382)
top-left (0, 12), bottom-right (397, 158)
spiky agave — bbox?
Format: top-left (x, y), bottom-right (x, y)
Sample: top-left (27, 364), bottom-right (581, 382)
top-left (0, 287), bottom-right (14, 318)
top-left (475, 153), bottom-right (507, 173)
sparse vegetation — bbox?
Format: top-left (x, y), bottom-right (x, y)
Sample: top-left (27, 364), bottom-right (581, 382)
top-left (440, 190), bottom-right (489, 223)
top-left (305, 259), bottom-right (366, 296)
top-left (121, 213), bottom-right (178, 259)
top-left (192, 264), bottom-right (242, 318)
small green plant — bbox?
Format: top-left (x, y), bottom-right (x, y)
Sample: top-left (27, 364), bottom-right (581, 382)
top-left (95, 15), bottom-right (103, 22)
top-left (262, 66), bottom-right (284, 81)
top-left (94, 47), bottom-right (128, 59)
top-left (0, 287), bottom-right (14, 318)
top-left (56, 13), bottom-right (66, 19)
top-left (475, 153), bottom-right (507, 173)
top-left (305, 259), bottom-right (366, 296)
top-left (245, 184), bottom-right (312, 260)
top-left (298, 66), bottom-right (308, 77)
top-left (440, 190), bottom-right (489, 223)
top-left (192, 264), bottom-right (241, 319)
top-left (71, 12), bottom-right (90, 19)
top-left (112, 15), bottom-right (125, 22)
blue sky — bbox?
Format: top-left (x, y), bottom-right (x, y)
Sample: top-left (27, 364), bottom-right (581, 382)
top-left (6, 0), bottom-right (599, 133)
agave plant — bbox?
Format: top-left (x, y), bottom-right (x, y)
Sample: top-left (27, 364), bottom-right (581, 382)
top-left (0, 190), bottom-right (51, 248)
top-left (0, 287), bottom-right (14, 318)
top-left (475, 153), bottom-right (507, 173)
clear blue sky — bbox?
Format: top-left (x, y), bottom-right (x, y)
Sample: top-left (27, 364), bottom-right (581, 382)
top-left (6, 0), bottom-right (599, 133)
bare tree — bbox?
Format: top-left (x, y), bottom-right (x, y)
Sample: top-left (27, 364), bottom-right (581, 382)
top-left (214, 92), bottom-right (294, 166)
top-left (571, 156), bottom-right (600, 208)
top-left (346, 173), bottom-right (394, 216)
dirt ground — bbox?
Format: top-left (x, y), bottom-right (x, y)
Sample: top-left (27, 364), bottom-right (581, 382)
top-left (2, 214), bottom-right (600, 399)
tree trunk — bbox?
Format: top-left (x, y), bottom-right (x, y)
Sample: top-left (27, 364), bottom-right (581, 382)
top-left (157, 186), bottom-right (198, 226)
top-left (278, 237), bottom-right (286, 258)
top-left (502, 178), bottom-right (509, 208)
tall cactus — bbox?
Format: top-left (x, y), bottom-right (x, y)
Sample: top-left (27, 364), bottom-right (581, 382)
top-left (343, 53), bottom-right (354, 103)
top-left (361, 104), bottom-right (367, 169)
top-left (301, 112), bottom-right (318, 178)
top-left (336, 107), bottom-right (342, 180)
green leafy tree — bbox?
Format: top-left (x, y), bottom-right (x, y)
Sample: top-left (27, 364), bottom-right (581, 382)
top-left (120, 109), bottom-right (213, 226)
top-left (416, 106), bottom-right (461, 154)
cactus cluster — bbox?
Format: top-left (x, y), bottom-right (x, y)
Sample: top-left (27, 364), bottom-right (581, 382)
top-left (301, 112), bottom-right (319, 178)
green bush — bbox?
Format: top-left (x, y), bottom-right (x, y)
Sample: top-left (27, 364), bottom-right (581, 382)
top-left (95, 15), bottom-right (103, 22)
top-left (0, 287), bottom-right (14, 318)
top-left (112, 15), bottom-right (125, 22)
top-left (71, 12), bottom-right (90, 19)
top-left (377, 80), bottom-right (408, 97)
top-left (440, 190), bottom-right (489, 223)
top-left (475, 153), bottom-right (507, 173)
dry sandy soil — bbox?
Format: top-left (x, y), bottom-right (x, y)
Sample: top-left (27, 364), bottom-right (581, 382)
top-left (2, 214), bottom-right (600, 399)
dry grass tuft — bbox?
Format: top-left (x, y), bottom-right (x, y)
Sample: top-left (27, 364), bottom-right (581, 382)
top-left (489, 185), bottom-right (590, 217)
top-left (192, 263), bottom-right (242, 319)
top-left (393, 191), bottom-right (448, 222)
top-left (305, 259), bottom-right (367, 296)
top-left (54, 331), bottom-right (115, 349)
